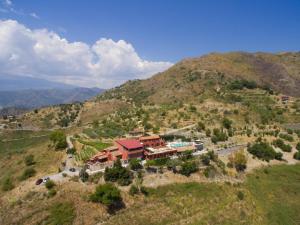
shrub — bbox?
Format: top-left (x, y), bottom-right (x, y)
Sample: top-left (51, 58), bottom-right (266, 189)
top-left (279, 133), bottom-right (294, 142)
top-left (46, 202), bottom-right (75, 225)
top-left (79, 167), bottom-right (89, 182)
top-left (48, 189), bottom-right (57, 197)
top-left (205, 129), bottom-right (211, 137)
top-left (104, 159), bottom-right (132, 186)
top-left (50, 130), bottom-right (68, 150)
top-left (296, 142), bottom-right (300, 151)
top-left (222, 118), bottom-right (232, 129)
top-left (272, 139), bottom-right (292, 152)
top-left (19, 167), bottom-right (36, 181)
top-left (197, 121), bottom-right (205, 131)
top-left (228, 151), bottom-right (247, 172)
top-left (293, 151), bottom-right (300, 160)
top-left (66, 148), bottom-right (76, 154)
top-left (211, 128), bottom-right (228, 144)
top-left (140, 186), bottom-right (150, 196)
top-left (274, 152), bottom-right (283, 160)
top-left (1, 177), bottom-right (14, 191)
top-left (45, 179), bottom-right (56, 189)
top-left (203, 165), bottom-right (217, 178)
top-left (201, 154), bottom-right (211, 166)
top-left (24, 154), bottom-right (35, 166)
top-left (237, 191), bottom-right (244, 200)
top-left (89, 183), bottom-right (122, 207)
top-left (247, 142), bottom-right (277, 162)
top-left (129, 185), bottom-right (139, 196)
top-left (129, 158), bottom-right (143, 171)
top-left (179, 161), bottom-right (198, 177)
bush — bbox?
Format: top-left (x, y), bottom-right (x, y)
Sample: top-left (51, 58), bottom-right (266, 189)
top-left (228, 151), bottom-right (247, 172)
top-left (45, 179), bottom-right (56, 189)
top-left (272, 139), bottom-right (292, 152)
top-left (203, 165), bottom-right (217, 178)
top-left (89, 183), bottom-right (122, 207)
top-left (296, 142), bottom-right (300, 151)
top-left (140, 186), bottom-right (150, 196)
top-left (104, 159), bottom-right (132, 186)
top-left (247, 142), bottom-right (277, 162)
top-left (201, 154), bottom-right (211, 166)
top-left (222, 118), bottom-right (232, 129)
top-left (66, 148), bottom-right (76, 154)
top-left (1, 177), bottom-right (14, 191)
top-left (50, 130), bottom-right (68, 150)
top-left (197, 121), bottom-right (205, 131)
top-left (48, 189), bottom-right (57, 197)
top-left (45, 202), bottom-right (75, 225)
top-left (179, 161), bottom-right (198, 177)
top-left (79, 167), bottom-right (89, 182)
top-left (129, 159), bottom-right (143, 171)
top-left (129, 185), bottom-right (139, 196)
top-left (24, 154), bottom-right (35, 166)
top-left (279, 133), bottom-right (294, 142)
top-left (211, 128), bottom-right (228, 144)
top-left (275, 152), bottom-right (283, 160)
top-left (19, 167), bottom-right (36, 181)
top-left (205, 129), bottom-right (211, 137)
top-left (293, 152), bottom-right (300, 160)
top-left (237, 191), bottom-right (244, 200)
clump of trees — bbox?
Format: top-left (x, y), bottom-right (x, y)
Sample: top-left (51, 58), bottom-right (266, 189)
top-left (279, 133), bottom-right (294, 142)
top-left (247, 142), bottom-right (282, 161)
top-left (211, 128), bottom-right (228, 144)
top-left (272, 139), bottom-right (292, 152)
top-left (129, 159), bottom-right (143, 171)
top-left (222, 118), bottom-right (233, 129)
top-left (227, 79), bottom-right (257, 90)
top-left (179, 161), bottom-right (198, 176)
top-left (104, 159), bottom-right (132, 186)
top-left (89, 183), bottom-right (122, 210)
top-left (228, 151), bottom-right (247, 172)
top-left (50, 130), bottom-right (68, 150)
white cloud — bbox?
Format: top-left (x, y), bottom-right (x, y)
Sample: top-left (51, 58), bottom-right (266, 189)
top-left (4, 0), bottom-right (12, 6)
top-left (30, 12), bottom-right (39, 19)
top-left (0, 20), bottom-right (173, 88)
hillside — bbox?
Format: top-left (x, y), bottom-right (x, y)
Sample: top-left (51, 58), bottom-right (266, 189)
top-left (99, 52), bottom-right (300, 104)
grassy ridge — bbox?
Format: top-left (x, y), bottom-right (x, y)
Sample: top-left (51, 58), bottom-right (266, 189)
top-left (105, 164), bottom-right (300, 225)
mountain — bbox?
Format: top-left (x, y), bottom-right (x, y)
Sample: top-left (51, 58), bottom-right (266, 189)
top-left (0, 87), bottom-right (104, 111)
top-left (0, 75), bottom-right (77, 91)
top-left (99, 52), bottom-right (300, 104)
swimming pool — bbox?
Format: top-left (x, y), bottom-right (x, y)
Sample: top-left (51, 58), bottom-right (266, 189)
top-left (169, 142), bottom-right (193, 148)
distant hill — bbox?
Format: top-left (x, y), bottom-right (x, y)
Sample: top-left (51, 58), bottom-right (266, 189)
top-left (0, 87), bottom-right (104, 112)
top-left (99, 52), bottom-right (300, 104)
top-left (0, 75), bottom-right (77, 91)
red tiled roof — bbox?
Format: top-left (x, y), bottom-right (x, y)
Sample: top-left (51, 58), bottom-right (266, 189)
top-left (139, 135), bottom-right (160, 141)
top-left (116, 139), bottom-right (143, 149)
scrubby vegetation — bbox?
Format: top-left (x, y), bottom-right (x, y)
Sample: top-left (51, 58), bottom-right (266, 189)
top-left (50, 130), bottom-right (67, 150)
top-left (247, 142), bottom-right (281, 161)
top-left (104, 159), bottom-right (132, 185)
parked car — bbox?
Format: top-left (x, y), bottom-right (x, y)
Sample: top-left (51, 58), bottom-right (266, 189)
top-left (69, 168), bottom-right (76, 172)
top-left (35, 178), bottom-right (43, 185)
top-left (43, 177), bottom-right (50, 183)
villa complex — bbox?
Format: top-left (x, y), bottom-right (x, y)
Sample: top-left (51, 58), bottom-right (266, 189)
top-left (87, 135), bottom-right (204, 167)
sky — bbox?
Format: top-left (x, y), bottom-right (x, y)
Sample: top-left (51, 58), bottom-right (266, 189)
top-left (0, 0), bottom-right (299, 88)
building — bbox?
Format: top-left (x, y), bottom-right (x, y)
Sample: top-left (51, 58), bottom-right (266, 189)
top-left (139, 135), bottom-right (165, 148)
top-left (116, 138), bottom-right (144, 160)
top-left (144, 146), bottom-right (177, 160)
top-left (88, 135), bottom-right (204, 166)
top-left (281, 95), bottom-right (289, 104)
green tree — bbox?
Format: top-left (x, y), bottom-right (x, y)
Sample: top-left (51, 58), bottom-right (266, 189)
top-left (179, 161), bottom-right (198, 176)
top-left (129, 159), bottom-right (142, 171)
top-left (228, 151), bottom-right (247, 172)
top-left (129, 185), bottom-right (139, 196)
top-left (90, 183), bottom-right (122, 207)
top-left (1, 177), bottom-right (14, 191)
top-left (50, 130), bottom-right (67, 150)
top-left (19, 167), bottom-right (36, 181)
top-left (222, 118), bottom-right (233, 129)
top-left (79, 166), bottom-right (89, 182)
top-left (24, 154), bottom-right (35, 166)
top-left (45, 179), bottom-right (56, 189)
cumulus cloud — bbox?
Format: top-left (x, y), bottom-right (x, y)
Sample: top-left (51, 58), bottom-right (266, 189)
top-left (0, 19), bottom-right (173, 88)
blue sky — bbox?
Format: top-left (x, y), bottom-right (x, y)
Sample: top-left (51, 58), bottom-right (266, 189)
top-left (0, 0), bottom-right (299, 88)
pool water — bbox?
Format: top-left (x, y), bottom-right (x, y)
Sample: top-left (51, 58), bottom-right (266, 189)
top-left (170, 142), bottom-right (192, 148)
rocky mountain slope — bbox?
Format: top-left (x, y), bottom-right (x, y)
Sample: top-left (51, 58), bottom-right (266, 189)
top-left (99, 52), bottom-right (300, 104)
